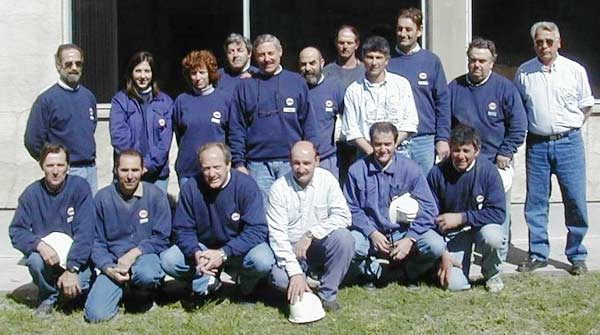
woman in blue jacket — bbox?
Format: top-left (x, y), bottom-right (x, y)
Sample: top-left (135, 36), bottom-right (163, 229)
top-left (173, 50), bottom-right (231, 187)
top-left (109, 51), bottom-right (173, 193)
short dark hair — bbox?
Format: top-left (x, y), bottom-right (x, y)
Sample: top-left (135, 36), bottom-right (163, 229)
top-left (362, 36), bottom-right (390, 58)
top-left (125, 51), bottom-right (161, 101)
top-left (198, 142), bottom-right (232, 165)
top-left (39, 143), bottom-right (69, 168)
top-left (467, 38), bottom-right (498, 61)
top-left (398, 7), bottom-right (423, 27)
top-left (450, 124), bottom-right (481, 150)
top-left (115, 148), bottom-right (144, 169)
top-left (336, 25), bottom-right (361, 44)
top-left (55, 43), bottom-right (84, 63)
top-left (369, 122), bottom-right (398, 143)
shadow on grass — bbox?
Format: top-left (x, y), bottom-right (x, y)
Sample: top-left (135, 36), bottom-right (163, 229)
top-left (473, 243), bottom-right (571, 272)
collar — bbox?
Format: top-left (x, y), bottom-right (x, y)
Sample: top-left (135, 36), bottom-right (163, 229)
top-left (57, 79), bottom-right (79, 91)
top-left (368, 155), bottom-right (395, 174)
top-left (192, 84), bottom-right (215, 96)
top-left (337, 57), bottom-right (361, 69)
top-left (395, 43), bottom-right (421, 56)
top-left (260, 65), bottom-right (283, 76)
top-left (363, 70), bottom-right (388, 88)
top-left (220, 171), bottom-right (232, 189)
top-left (241, 61), bottom-right (251, 73)
top-left (291, 172), bottom-right (315, 191)
top-left (316, 74), bottom-right (325, 85)
top-left (43, 177), bottom-right (67, 195)
top-left (466, 72), bottom-right (492, 87)
top-left (117, 180), bottom-right (144, 200)
top-left (536, 54), bottom-right (560, 73)
top-left (139, 86), bottom-right (152, 94)
top-left (452, 159), bottom-right (476, 173)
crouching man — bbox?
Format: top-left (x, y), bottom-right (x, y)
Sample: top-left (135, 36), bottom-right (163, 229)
top-left (85, 149), bottom-right (171, 322)
top-left (267, 141), bottom-right (354, 311)
top-left (344, 122), bottom-right (445, 287)
top-left (161, 143), bottom-right (274, 303)
top-left (10, 143), bottom-right (95, 318)
top-left (428, 124), bottom-right (506, 292)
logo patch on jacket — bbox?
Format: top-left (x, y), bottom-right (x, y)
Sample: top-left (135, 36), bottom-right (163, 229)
top-left (231, 212), bottom-right (240, 221)
top-left (139, 209), bottom-right (149, 224)
top-left (66, 207), bottom-right (75, 223)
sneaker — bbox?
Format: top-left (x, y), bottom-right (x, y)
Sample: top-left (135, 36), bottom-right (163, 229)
top-left (205, 275), bottom-right (222, 295)
top-left (485, 276), bottom-right (504, 293)
top-left (33, 303), bottom-right (54, 318)
top-left (320, 299), bottom-right (341, 312)
top-left (516, 258), bottom-right (548, 272)
top-left (569, 260), bottom-right (588, 276)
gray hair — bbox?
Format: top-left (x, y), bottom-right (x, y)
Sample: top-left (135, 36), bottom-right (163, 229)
top-left (530, 21), bottom-right (560, 40)
top-left (223, 33), bottom-right (252, 54)
top-left (253, 34), bottom-right (282, 52)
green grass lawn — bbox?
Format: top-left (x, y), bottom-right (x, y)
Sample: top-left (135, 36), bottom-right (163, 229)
top-left (1, 272), bottom-right (599, 335)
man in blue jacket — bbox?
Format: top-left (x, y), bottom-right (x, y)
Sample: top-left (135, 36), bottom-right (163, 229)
top-left (217, 33), bottom-right (258, 98)
top-left (10, 143), bottom-right (95, 318)
top-left (448, 38), bottom-right (527, 261)
top-left (228, 34), bottom-right (319, 203)
top-left (24, 44), bottom-right (98, 193)
top-left (344, 122), bottom-right (445, 287)
top-left (84, 149), bottom-right (171, 322)
top-left (161, 142), bottom-right (275, 304)
top-left (428, 125), bottom-right (506, 292)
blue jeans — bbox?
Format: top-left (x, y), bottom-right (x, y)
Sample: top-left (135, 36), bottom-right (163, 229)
top-left (69, 165), bottom-right (98, 195)
top-left (349, 229), bottom-right (446, 282)
top-left (407, 134), bottom-right (436, 175)
top-left (270, 229), bottom-right (354, 301)
top-left (26, 252), bottom-right (92, 306)
top-left (499, 187), bottom-right (512, 261)
top-left (319, 154), bottom-right (339, 180)
top-left (161, 242), bottom-right (275, 295)
top-left (84, 254), bottom-right (164, 322)
top-left (445, 224), bottom-right (505, 292)
top-left (525, 130), bottom-right (588, 262)
top-left (247, 160), bottom-right (291, 208)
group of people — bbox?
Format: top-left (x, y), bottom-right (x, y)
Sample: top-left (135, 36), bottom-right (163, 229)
top-left (11, 6), bottom-right (594, 323)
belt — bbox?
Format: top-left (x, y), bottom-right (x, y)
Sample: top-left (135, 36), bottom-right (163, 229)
top-left (70, 160), bottom-right (96, 167)
top-left (528, 128), bottom-right (579, 141)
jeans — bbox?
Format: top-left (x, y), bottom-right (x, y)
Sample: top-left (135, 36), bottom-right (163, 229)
top-left (69, 165), bottom-right (98, 195)
top-left (247, 160), bottom-right (291, 208)
top-left (525, 130), bottom-right (588, 262)
top-left (84, 254), bottom-right (164, 322)
top-left (270, 229), bottom-right (354, 301)
top-left (445, 224), bottom-right (505, 292)
top-left (26, 252), bottom-right (92, 306)
top-left (161, 242), bottom-right (275, 295)
top-left (499, 187), bottom-right (512, 261)
top-left (349, 229), bottom-right (446, 283)
top-left (319, 154), bottom-right (339, 180)
top-left (407, 134), bottom-right (436, 175)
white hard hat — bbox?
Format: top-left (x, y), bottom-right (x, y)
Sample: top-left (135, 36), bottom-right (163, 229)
top-left (41, 232), bottom-right (73, 269)
top-left (497, 166), bottom-right (514, 193)
top-left (389, 193), bottom-right (419, 224)
top-left (288, 292), bottom-right (326, 324)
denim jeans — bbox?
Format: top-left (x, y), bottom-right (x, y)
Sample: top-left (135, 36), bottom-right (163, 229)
top-left (84, 254), bottom-right (164, 322)
top-left (499, 187), bottom-right (512, 261)
top-left (247, 160), bottom-right (291, 208)
top-left (349, 229), bottom-right (446, 282)
top-left (525, 130), bottom-right (588, 262)
top-left (406, 134), bottom-right (436, 175)
top-left (161, 242), bottom-right (275, 295)
top-left (319, 154), bottom-right (339, 180)
top-left (26, 252), bottom-right (92, 306)
top-left (270, 229), bottom-right (354, 301)
top-left (69, 165), bottom-right (98, 195)
top-left (445, 224), bottom-right (505, 292)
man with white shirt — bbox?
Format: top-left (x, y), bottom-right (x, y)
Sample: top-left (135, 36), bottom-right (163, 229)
top-left (514, 21), bottom-right (595, 275)
top-left (342, 36), bottom-right (418, 158)
top-left (267, 141), bottom-right (354, 311)
top-left (25, 44), bottom-right (98, 193)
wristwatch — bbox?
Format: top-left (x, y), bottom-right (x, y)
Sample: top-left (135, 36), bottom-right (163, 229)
top-left (67, 266), bottom-right (79, 274)
top-left (219, 249), bottom-right (228, 262)
top-left (304, 230), bottom-right (314, 240)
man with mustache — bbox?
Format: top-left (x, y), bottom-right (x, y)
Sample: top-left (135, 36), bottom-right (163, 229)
top-left (217, 33), bottom-right (258, 98)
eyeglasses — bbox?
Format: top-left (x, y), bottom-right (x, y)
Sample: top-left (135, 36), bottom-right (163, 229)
top-left (535, 39), bottom-right (557, 47)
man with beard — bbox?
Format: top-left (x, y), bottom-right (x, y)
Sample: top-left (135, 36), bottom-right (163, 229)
top-left (298, 47), bottom-right (344, 178)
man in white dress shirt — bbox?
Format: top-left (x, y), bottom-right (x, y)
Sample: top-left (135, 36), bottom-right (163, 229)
top-left (267, 141), bottom-right (354, 311)
top-left (514, 21), bottom-right (595, 275)
top-left (341, 35), bottom-right (418, 158)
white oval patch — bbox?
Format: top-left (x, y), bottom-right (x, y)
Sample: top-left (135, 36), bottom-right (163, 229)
top-left (476, 195), bottom-right (485, 203)
top-left (231, 212), bottom-right (241, 221)
top-left (488, 102), bottom-right (497, 111)
top-left (418, 72), bottom-right (427, 80)
top-left (139, 209), bottom-right (149, 219)
top-left (285, 98), bottom-right (294, 106)
top-left (213, 111), bottom-right (222, 119)
top-left (158, 118), bottom-right (166, 127)
top-left (325, 100), bottom-right (334, 108)
top-left (67, 207), bottom-right (75, 216)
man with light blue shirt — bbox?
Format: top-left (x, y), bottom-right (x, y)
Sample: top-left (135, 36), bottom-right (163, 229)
top-left (514, 21), bottom-right (595, 275)
top-left (268, 141), bottom-right (354, 311)
top-left (342, 36), bottom-right (418, 159)
top-left (25, 44), bottom-right (98, 193)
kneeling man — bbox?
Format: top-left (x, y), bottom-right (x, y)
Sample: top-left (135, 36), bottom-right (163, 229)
top-left (268, 141), bottom-right (354, 311)
top-left (344, 122), bottom-right (445, 286)
top-left (428, 124), bottom-right (506, 292)
top-left (10, 143), bottom-right (94, 317)
top-left (161, 143), bottom-right (274, 301)
top-left (85, 149), bottom-right (171, 322)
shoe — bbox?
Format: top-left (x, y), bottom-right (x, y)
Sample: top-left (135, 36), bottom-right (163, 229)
top-left (205, 275), bottom-right (222, 295)
top-left (320, 299), bottom-right (341, 312)
top-left (516, 258), bottom-right (548, 272)
top-left (569, 260), bottom-right (588, 276)
top-left (361, 282), bottom-right (376, 292)
top-left (33, 303), bottom-right (54, 318)
top-left (485, 276), bottom-right (504, 293)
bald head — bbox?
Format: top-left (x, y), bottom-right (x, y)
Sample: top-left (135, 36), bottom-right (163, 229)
top-left (299, 47), bottom-right (325, 86)
top-left (290, 141), bottom-right (320, 188)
